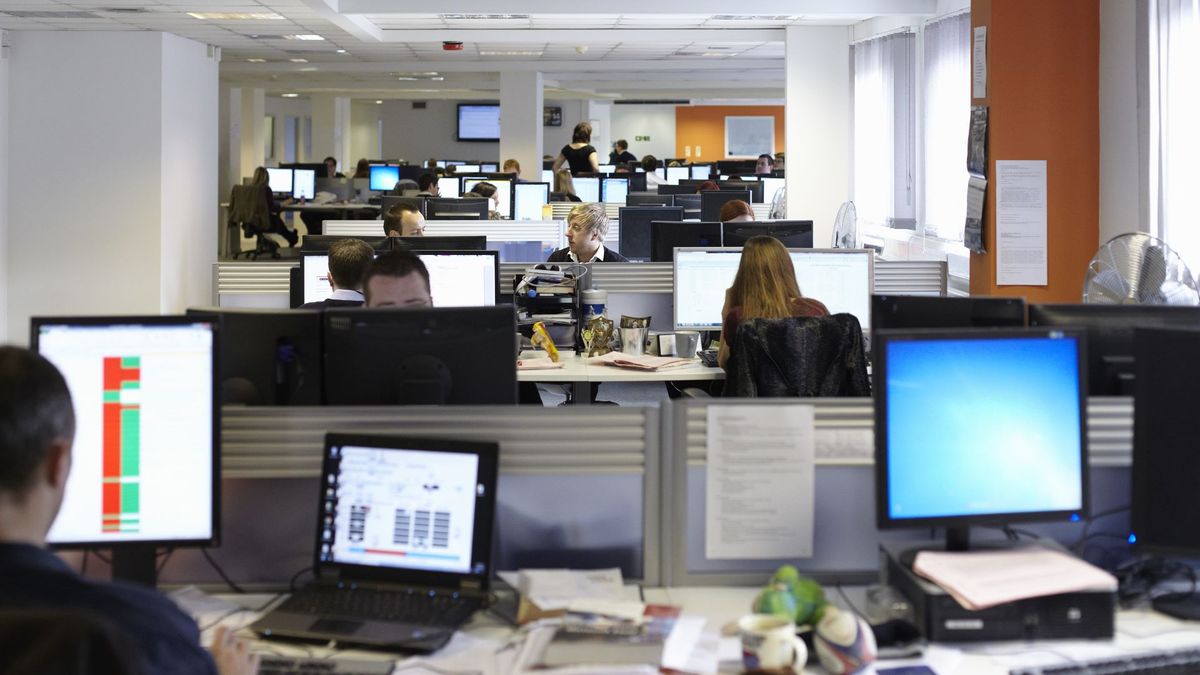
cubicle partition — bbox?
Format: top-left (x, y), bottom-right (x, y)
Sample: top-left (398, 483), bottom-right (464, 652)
top-left (323, 219), bottom-right (566, 261)
top-left (548, 202), bottom-right (772, 222)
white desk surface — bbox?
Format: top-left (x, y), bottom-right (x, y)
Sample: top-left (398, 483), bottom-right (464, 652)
top-left (517, 352), bottom-right (724, 384)
top-left (205, 587), bottom-right (1200, 675)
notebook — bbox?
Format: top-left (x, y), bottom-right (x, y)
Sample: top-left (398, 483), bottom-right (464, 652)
top-left (251, 433), bottom-right (499, 652)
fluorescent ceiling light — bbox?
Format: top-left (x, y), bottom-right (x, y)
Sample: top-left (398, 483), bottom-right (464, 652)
top-left (285, 34), bottom-right (325, 41)
top-left (479, 50), bottom-right (543, 56)
top-left (375, 100), bottom-right (383, 104)
top-left (336, 48), bottom-right (347, 53)
top-left (290, 58), bottom-right (308, 63)
top-left (187, 12), bottom-right (282, 20)
top-left (246, 58), bottom-right (266, 63)
top-left (281, 93), bottom-right (299, 98)
top-left (440, 13), bottom-right (529, 20)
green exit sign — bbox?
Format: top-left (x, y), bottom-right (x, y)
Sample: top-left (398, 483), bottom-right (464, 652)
top-left (635, 135), bottom-right (650, 141)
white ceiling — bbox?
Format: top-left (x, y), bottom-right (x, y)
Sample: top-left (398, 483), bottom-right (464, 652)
top-left (0, 0), bottom-right (938, 100)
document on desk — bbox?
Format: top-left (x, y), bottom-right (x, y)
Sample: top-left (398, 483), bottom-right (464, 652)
top-left (705, 405), bottom-right (815, 560)
top-left (913, 547), bottom-right (1117, 611)
top-left (996, 160), bottom-right (1048, 286)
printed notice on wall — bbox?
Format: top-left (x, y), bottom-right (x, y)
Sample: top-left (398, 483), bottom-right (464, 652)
top-left (973, 26), bottom-right (988, 99)
top-left (706, 405), bottom-right (814, 560)
top-left (996, 160), bottom-right (1048, 286)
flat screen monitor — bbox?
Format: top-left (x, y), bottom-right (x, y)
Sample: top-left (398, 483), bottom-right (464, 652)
top-left (701, 190), bottom-right (752, 222)
top-left (722, 181), bottom-right (764, 203)
top-left (573, 176), bottom-right (600, 203)
top-left (874, 328), bottom-right (1087, 550)
top-left (601, 177), bottom-right (629, 204)
top-left (690, 164), bottom-right (712, 180)
top-left (369, 165), bottom-right (399, 192)
top-left (316, 177), bottom-right (354, 202)
top-left (381, 196), bottom-right (427, 220)
top-left (457, 164), bottom-right (481, 174)
top-left (619, 206), bottom-right (683, 262)
top-left (597, 164), bottom-right (615, 174)
top-left (541, 169), bottom-right (554, 184)
top-left (426, 198), bottom-right (489, 221)
top-left (871, 296), bottom-right (1027, 334)
top-left (323, 306), bottom-right (517, 405)
top-left (672, 247), bottom-right (872, 332)
top-left (186, 308), bottom-right (322, 406)
top-left (33, 316), bottom-right (219, 574)
top-left (761, 177), bottom-right (785, 205)
top-left (722, 221), bottom-right (815, 249)
top-left (674, 194), bottom-right (701, 219)
top-left (438, 176), bottom-right (461, 198)
top-left (626, 172), bottom-right (647, 193)
top-left (665, 166), bottom-right (689, 185)
top-left (457, 104), bottom-right (501, 142)
top-left (1028, 304), bottom-right (1200, 396)
top-left (418, 250), bottom-right (500, 307)
top-left (299, 235), bottom-right (391, 253)
top-left (463, 177), bottom-right (513, 219)
top-left (650, 222), bottom-right (721, 263)
top-left (514, 182), bottom-right (550, 221)
top-left (292, 169), bottom-right (316, 200)
top-left (267, 167), bottom-right (293, 194)
top-left (480, 162), bottom-right (499, 172)
top-left (436, 160), bottom-right (448, 169)
top-left (389, 235), bottom-right (488, 252)
top-left (627, 193), bottom-right (674, 207)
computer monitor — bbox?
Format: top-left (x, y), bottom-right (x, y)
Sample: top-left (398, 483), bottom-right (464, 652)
top-left (389, 235), bottom-right (488, 252)
top-left (674, 194), bottom-right (701, 219)
top-left (292, 169), bottom-right (316, 200)
top-left (33, 316), bottom-right (218, 586)
top-left (626, 193), bottom-right (673, 207)
top-left (438, 176), bottom-right (461, 198)
top-left (871, 296), bottom-right (1027, 334)
top-left (721, 181), bottom-right (764, 203)
top-left (323, 307), bottom-right (518, 405)
top-left (436, 160), bottom-right (448, 169)
top-left (514, 182), bottom-right (550, 221)
top-left (691, 164), bottom-right (713, 180)
top-left (874, 328), bottom-right (1087, 551)
top-left (541, 169), bottom-right (554, 184)
top-left (1028, 304), bottom-right (1200, 396)
top-left (700, 190), bottom-right (752, 222)
top-left (601, 177), bottom-right (629, 204)
top-left (722, 221), bottom-right (815, 249)
top-left (1130, 327), bottom-right (1200, 619)
top-left (186, 308), bottom-right (323, 406)
top-left (316, 177), bottom-right (354, 202)
top-left (672, 248), bottom-right (873, 332)
top-left (381, 196), bottom-right (427, 220)
top-left (426, 198), bottom-right (489, 221)
top-left (761, 177), bottom-right (785, 205)
top-left (480, 162), bottom-right (499, 173)
top-left (573, 176), bottom-right (600, 203)
top-left (619, 206), bottom-right (683, 262)
top-left (665, 166), bottom-right (689, 186)
top-left (597, 164), bottom-right (615, 174)
top-left (300, 235), bottom-right (392, 253)
top-left (463, 177), bottom-right (513, 219)
top-left (418, 251), bottom-right (500, 307)
top-left (267, 167), bottom-right (293, 195)
top-left (457, 164), bottom-right (480, 174)
top-left (650, 222), bottom-right (721, 263)
top-left (369, 165), bottom-right (399, 192)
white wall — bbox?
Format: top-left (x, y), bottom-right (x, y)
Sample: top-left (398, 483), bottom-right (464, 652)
top-left (159, 33), bottom-right (218, 313)
top-left (381, 98), bottom-right (584, 163)
top-left (350, 100), bottom-right (382, 162)
top-left (544, 99), bottom-right (585, 159)
top-left (611, 104), bottom-right (677, 162)
top-left (265, 95), bottom-right (310, 165)
top-left (0, 31), bottom-right (9, 340)
top-left (1100, 0), bottom-right (1142, 242)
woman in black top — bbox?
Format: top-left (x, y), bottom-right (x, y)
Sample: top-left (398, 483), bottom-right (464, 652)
top-left (251, 166), bottom-right (299, 246)
top-left (553, 122), bottom-right (599, 175)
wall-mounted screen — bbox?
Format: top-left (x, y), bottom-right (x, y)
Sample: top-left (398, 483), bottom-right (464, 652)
top-left (457, 104), bottom-right (501, 142)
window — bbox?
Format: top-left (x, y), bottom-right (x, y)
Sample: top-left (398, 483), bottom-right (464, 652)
top-left (921, 13), bottom-right (971, 241)
top-left (1150, 0), bottom-right (1200, 264)
top-left (852, 32), bottom-right (916, 229)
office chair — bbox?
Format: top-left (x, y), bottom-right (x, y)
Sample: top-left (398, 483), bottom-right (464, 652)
top-left (723, 314), bottom-right (871, 398)
top-left (227, 184), bottom-right (281, 260)
top-left (0, 609), bottom-right (142, 675)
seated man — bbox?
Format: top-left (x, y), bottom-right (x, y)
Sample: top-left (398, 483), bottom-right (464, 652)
top-left (415, 173), bottom-right (440, 197)
top-left (300, 238), bottom-right (373, 309)
top-left (547, 203), bottom-right (628, 263)
top-left (364, 249), bottom-right (433, 308)
top-left (502, 158), bottom-right (523, 182)
top-left (382, 202), bottom-right (426, 237)
top-left (0, 347), bottom-right (254, 675)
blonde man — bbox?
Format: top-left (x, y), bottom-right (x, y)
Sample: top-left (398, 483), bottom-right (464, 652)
top-left (546, 203), bottom-right (628, 263)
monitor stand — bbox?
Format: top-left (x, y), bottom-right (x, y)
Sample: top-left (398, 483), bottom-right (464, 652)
top-left (1153, 594), bottom-right (1200, 621)
top-left (111, 546), bottom-right (158, 587)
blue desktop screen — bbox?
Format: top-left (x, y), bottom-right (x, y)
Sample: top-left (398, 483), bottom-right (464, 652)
top-left (369, 165), bottom-right (399, 191)
top-left (885, 335), bottom-right (1084, 521)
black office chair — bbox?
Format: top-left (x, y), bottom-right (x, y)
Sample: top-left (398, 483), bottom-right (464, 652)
top-left (723, 314), bottom-right (871, 397)
top-left (0, 609), bottom-right (142, 675)
top-left (228, 184), bottom-right (281, 260)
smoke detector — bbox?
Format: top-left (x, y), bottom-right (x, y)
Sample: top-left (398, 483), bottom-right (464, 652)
top-left (443, 41), bottom-right (463, 51)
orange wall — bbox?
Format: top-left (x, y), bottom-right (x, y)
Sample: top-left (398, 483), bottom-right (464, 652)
top-left (969, 0), bottom-right (1100, 301)
top-left (675, 106), bottom-right (785, 160)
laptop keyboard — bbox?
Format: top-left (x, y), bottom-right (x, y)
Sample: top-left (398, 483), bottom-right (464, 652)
top-left (279, 586), bottom-right (479, 627)
top-left (257, 655), bottom-right (394, 675)
top-left (1008, 646), bottom-right (1200, 674)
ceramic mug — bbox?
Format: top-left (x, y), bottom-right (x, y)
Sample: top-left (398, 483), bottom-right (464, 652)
top-left (738, 613), bottom-right (807, 673)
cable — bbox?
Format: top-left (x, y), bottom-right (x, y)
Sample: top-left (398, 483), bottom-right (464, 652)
top-left (1071, 505), bottom-right (1131, 553)
top-left (201, 549), bottom-right (245, 594)
top-left (81, 551), bottom-right (89, 577)
top-left (92, 550), bottom-right (112, 565)
top-left (289, 565), bottom-right (314, 594)
top-left (157, 548), bottom-right (175, 574)
top-left (834, 582), bottom-right (865, 619)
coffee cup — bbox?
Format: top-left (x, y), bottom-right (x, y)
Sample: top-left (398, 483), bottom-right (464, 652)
top-left (675, 331), bottom-right (700, 357)
top-left (738, 614), bottom-right (807, 673)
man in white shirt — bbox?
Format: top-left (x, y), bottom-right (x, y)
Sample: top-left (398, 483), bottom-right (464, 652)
top-left (545, 203), bottom-right (628, 263)
top-left (299, 238), bottom-right (373, 309)
top-left (382, 202), bottom-right (426, 237)
top-left (641, 155), bottom-right (662, 189)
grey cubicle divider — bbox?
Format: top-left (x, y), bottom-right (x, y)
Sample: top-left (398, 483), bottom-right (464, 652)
top-left (157, 405), bottom-right (662, 590)
top-left (662, 397), bottom-right (1138, 587)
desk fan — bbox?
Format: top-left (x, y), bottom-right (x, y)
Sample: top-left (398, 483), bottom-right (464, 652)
top-left (832, 201), bottom-right (858, 249)
top-left (1083, 233), bottom-right (1200, 305)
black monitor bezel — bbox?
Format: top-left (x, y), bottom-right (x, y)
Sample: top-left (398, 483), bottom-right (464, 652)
top-left (513, 182), bottom-right (551, 221)
top-left (31, 315), bottom-right (221, 550)
top-left (873, 327), bottom-right (1090, 532)
top-left (456, 103), bottom-right (501, 143)
top-left (460, 176), bottom-right (515, 220)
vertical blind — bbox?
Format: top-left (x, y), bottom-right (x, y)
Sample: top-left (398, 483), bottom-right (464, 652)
top-left (1151, 0), bottom-right (1200, 266)
top-left (922, 13), bottom-right (971, 241)
top-left (852, 32), bottom-right (915, 229)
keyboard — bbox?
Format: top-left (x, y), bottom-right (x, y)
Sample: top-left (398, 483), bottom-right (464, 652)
top-left (1009, 646), bottom-right (1200, 674)
top-left (278, 585), bottom-right (479, 627)
top-left (257, 655), bottom-right (394, 675)
top-left (698, 349), bottom-right (719, 367)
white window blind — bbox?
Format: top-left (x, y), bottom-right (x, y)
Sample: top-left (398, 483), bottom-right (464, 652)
top-left (852, 32), bottom-right (916, 229)
top-left (921, 13), bottom-right (971, 241)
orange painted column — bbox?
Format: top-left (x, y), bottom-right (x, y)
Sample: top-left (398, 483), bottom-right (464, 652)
top-left (969, 0), bottom-right (1099, 301)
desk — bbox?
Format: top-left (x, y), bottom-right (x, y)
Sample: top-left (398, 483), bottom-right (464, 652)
top-left (517, 352), bottom-right (724, 403)
top-left (205, 588), bottom-right (1200, 674)
top-left (280, 202), bottom-right (380, 214)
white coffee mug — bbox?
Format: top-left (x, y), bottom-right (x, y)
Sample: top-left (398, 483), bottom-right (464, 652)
top-left (738, 613), bottom-right (807, 673)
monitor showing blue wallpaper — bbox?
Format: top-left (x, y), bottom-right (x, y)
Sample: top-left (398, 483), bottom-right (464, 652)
top-left (884, 335), bottom-right (1085, 521)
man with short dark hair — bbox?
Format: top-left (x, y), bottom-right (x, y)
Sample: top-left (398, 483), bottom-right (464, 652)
top-left (756, 153), bottom-right (775, 175)
top-left (383, 202), bottom-right (425, 237)
top-left (416, 173), bottom-right (440, 197)
top-left (363, 249), bottom-right (433, 308)
top-left (322, 156), bottom-right (345, 179)
top-left (300, 238), bottom-right (373, 309)
top-left (608, 139), bottom-right (636, 165)
top-left (0, 347), bottom-right (255, 675)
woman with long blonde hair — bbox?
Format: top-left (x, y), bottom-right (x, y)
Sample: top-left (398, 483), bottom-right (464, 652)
top-left (718, 235), bottom-right (828, 368)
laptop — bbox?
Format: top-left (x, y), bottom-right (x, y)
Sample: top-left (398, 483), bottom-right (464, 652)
top-left (251, 433), bottom-right (499, 652)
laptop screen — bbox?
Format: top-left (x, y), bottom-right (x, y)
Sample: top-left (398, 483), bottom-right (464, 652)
top-left (318, 435), bottom-right (497, 583)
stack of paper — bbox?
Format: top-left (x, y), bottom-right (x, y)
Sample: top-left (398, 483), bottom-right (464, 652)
top-left (517, 356), bottom-right (565, 370)
top-left (912, 547), bottom-right (1118, 610)
top-left (589, 352), bottom-right (693, 371)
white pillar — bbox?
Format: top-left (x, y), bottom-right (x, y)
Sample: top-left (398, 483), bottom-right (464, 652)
top-left (311, 94), bottom-right (352, 172)
top-left (500, 71), bottom-right (544, 180)
top-left (586, 100), bottom-right (613, 161)
top-left (0, 30), bottom-right (9, 341)
top-left (239, 86), bottom-right (265, 175)
top-left (785, 26), bottom-right (851, 247)
top-left (7, 31), bottom-right (219, 340)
